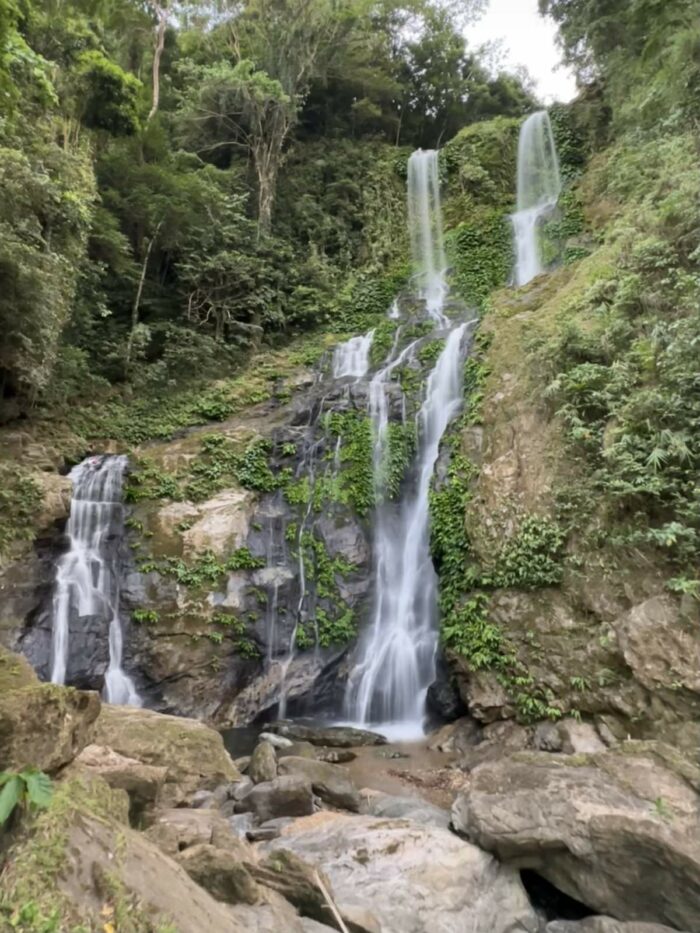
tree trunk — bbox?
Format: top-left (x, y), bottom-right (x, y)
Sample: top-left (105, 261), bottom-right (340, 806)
top-left (124, 221), bottom-right (162, 379)
top-left (147, 2), bottom-right (167, 123)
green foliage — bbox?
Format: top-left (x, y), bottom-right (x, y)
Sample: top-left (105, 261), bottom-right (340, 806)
top-left (0, 464), bottom-right (42, 554)
top-left (132, 609), bottom-right (159, 625)
top-left (325, 411), bottom-right (374, 515)
top-left (157, 548), bottom-right (264, 590)
top-left (445, 213), bottom-right (512, 306)
top-left (0, 769), bottom-right (52, 826)
top-left (74, 50), bottom-right (141, 136)
top-left (314, 606), bottom-right (355, 648)
top-left (485, 517), bottom-right (565, 589)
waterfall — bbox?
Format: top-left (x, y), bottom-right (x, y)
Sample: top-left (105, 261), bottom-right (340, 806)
top-left (333, 330), bottom-right (375, 379)
top-left (51, 455), bottom-right (140, 706)
top-left (408, 150), bottom-right (448, 323)
top-left (344, 147), bottom-right (470, 739)
top-left (512, 110), bottom-right (562, 286)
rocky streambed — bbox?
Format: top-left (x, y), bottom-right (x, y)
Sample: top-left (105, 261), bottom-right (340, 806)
top-left (1, 653), bottom-right (697, 933)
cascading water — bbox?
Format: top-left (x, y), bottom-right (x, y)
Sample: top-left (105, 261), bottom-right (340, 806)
top-left (344, 147), bottom-right (471, 738)
top-left (50, 455), bottom-right (140, 706)
top-left (333, 330), bottom-right (375, 379)
top-left (408, 150), bottom-right (448, 323)
top-left (512, 110), bottom-right (562, 286)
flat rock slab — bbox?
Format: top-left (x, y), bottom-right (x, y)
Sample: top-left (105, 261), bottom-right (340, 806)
top-left (266, 721), bottom-right (387, 748)
top-left (264, 811), bottom-right (539, 933)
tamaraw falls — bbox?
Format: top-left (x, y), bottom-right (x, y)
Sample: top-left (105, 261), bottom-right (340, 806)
top-left (2, 6), bottom-right (699, 921)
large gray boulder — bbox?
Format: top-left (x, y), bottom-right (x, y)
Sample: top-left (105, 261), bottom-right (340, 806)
top-left (236, 774), bottom-right (316, 822)
top-left (264, 812), bottom-right (539, 933)
top-left (452, 742), bottom-right (700, 932)
top-left (277, 756), bottom-right (360, 812)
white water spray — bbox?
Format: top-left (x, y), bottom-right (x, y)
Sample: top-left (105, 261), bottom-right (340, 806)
top-left (51, 455), bottom-right (140, 706)
top-left (333, 330), bottom-right (374, 379)
top-left (512, 110), bottom-right (562, 286)
top-left (408, 150), bottom-right (448, 323)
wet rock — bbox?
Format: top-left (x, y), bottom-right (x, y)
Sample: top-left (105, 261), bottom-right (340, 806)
top-left (264, 812), bottom-right (539, 933)
top-left (236, 774), bottom-right (316, 822)
top-left (266, 721), bottom-right (387, 748)
top-left (459, 720), bottom-right (530, 772)
top-left (92, 705), bottom-right (240, 806)
top-left (0, 683), bottom-right (100, 772)
top-left (316, 513), bottom-right (370, 566)
top-left (452, 743), bottom-right (700, 931)
top-left (249, 741), bottom-right (278, 784)
top-left (427, 654), bottom-right (468, 720)
top-left (176, 843), bottom-right (260, 905)
top-left (277, 756), bottom-right (360, 812)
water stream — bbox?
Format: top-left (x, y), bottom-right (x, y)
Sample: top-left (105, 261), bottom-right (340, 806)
top-left (344, 148), bottom-right (471, 739)
top-left (512, 110), bottom-right (562, 286)
top-left (50, 455), bottom-right (140, 705)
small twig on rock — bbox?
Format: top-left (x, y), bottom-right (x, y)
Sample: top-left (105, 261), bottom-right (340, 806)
top-left (313, 868), bottom-right (349, 933)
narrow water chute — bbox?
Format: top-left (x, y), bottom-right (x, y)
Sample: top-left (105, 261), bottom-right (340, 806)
top-left (512, 110), bottom-right (562, 286)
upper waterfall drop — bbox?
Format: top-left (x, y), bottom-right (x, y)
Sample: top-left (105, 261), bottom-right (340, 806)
top-left (512, 110), bottom-right (562, 286)
top-left (408, 150), bottom-right (448, 323)
top-left (50, 455), bottom-right (140, 706)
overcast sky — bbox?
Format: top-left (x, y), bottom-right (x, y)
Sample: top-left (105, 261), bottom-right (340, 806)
top-left (468, 0), bottom-right (578, 103)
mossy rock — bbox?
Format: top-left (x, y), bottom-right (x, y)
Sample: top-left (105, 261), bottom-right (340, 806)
top-left (0, 682), bottom-right (100, 773)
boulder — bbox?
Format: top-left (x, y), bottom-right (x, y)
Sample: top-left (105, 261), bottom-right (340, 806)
top-left (64, 743), bottom-right (166, 815)
top-left (176, 843), bottom-right (260, 905)
top-left (0, 645), bottom-right (39, 691)
top-left (557, 718), bottom-right (606, 755)
top-left (452, 743), bottom-right (700, 932)
top-left (360, 793), bottom-right (450, 829)
top-left (265, 812), bottom-right (539, 933)
top-left (0, 776), bottom-right (253, 933)
top-left (249, 741), bottom-right (278, 784)
top-left (266, 721), bottom-right (387, 748)
top-left (546, 921), bottom-right (680, 933)
top-left (277, 757), bottom-right (360, 812)
top-left (259, 732), bottom-right (293, 749)
top-left (236, 775), bottom-right (315, 822)
top-left (0, 683), bottom-right (100, 772)
top-left (145, 806), bottom-right (248, 857)
top-left (534, 720), bottom-right (564, 752)
top-left (428, 716), bottom-right (481, 754)
top-left (92, 704), bottom-right (240, 806)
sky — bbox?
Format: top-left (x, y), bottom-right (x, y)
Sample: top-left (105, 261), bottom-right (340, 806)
top-left (468, 0), bottom-right (578, 103)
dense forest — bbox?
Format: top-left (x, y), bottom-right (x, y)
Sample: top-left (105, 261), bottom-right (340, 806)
top-left (0, 0), bottom-right (536, 418)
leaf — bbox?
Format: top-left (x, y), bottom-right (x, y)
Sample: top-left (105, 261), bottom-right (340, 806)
top-left (0, 775), bottom-right (23, 825)
top-left (22, 770), bottom-right (53, 809)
